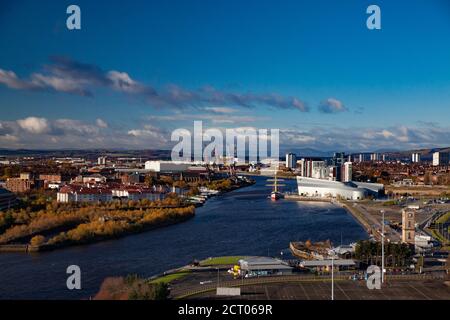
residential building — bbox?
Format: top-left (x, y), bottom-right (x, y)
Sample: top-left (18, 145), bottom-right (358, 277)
top-left (112, 186), bottom-right (165, 201)
top-left (0, 188), bottom-right (17, 210)
top-left (20, 172), bottom-right (34, 180)
top-left (370, 153), bottom-right (380, 162)
top-left (120, 172), bottom-right (142, 185)
top-left (98, 156), bottom-right (107, 165)
top-left (297, 158), bottom-right (326, 178)
top-left (57, 185), bottom-right (112, 203)
top-left (343, 162), bottom-right (352, 182)
top-left (39, 174), bottom-right (64, 183)
top-left (5, 178), bottom-right (34, 193)
top-left (331, 152), bottom-right (345, 167)
top-left (432, 152), bottom-right (449, 166)
top-left (285, 153), bottom-right (297, 169)
top-left (411, 153), bottom-right (421, 163)
top-left (358, 153), bottom-right (370, 162)
top-left (57, 184), bottom-right (167, 203)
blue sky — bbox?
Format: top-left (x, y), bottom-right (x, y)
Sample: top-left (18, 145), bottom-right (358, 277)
top-left (0, 0), bottom-right (449, 151)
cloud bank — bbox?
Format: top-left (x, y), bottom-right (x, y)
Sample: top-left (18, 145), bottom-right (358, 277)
top-left (0, 57), bottom-right (309, 112)
top-left (0, 116), bottom-right (449, 151)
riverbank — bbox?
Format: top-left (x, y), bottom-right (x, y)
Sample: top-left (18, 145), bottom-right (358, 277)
top-left (0, 178), bottom-right (255, 254)
top-left (0, 207), bottom-right (195, 253)
top-left (337, 200), bottom-right (374, 237)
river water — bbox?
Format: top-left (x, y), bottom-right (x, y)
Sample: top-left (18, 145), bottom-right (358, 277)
top-left (0, 176), bottom-right (367, 299)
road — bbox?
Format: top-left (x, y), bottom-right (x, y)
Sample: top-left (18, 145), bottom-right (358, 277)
top-left (353, 203), bottom-right (402, 242)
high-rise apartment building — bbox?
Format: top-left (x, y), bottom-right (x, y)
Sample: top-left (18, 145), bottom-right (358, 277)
top-left (285, 153), bottom-right (297, 169)
top-left (343, 162), bottom-right (353, 182)
top-left (432, 152), bottom-right (449, 166)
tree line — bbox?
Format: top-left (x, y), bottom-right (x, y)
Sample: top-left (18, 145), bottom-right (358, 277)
top-left (354, 240), bottom-right (413, 267)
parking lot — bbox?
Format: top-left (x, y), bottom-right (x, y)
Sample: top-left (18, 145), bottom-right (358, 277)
top-left (190, 279), bottom-right (450, 300)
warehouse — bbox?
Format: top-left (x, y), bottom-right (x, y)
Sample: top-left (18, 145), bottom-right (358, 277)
top-left (238, 257), bottom-right (293, 277)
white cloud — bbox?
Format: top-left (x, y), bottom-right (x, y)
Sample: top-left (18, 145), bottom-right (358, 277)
top-left (1, 115), bottom-right (449, 151)
top-left (54, 119), bottom-right (100, 135)
top-left (96, 118), bottom-right (108, 128)
top-left (318, 98), bottom-right (348, 113)
top-left (17, 117), bottom-right (50, 134)
top-left (107, 71), bottom-right (143, 94)
top-left (0, 69), bottom-right (31, 89)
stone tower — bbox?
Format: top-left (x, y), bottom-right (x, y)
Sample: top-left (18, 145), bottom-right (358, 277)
top-left (402, 209), bottom-right (415, 244)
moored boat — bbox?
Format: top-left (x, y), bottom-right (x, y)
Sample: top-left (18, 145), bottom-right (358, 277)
top-left (289, 240), bottom-right (332, 260)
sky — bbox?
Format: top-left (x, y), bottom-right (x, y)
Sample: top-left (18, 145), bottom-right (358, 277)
top-left (0, 0), bottom-right (449, 152)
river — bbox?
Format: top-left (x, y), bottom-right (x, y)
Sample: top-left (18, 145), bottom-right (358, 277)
top-left (0, 176), bottom-right (367, 299)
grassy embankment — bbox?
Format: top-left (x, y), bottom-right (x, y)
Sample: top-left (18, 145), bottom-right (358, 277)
top-left (149, 271), bottom-right (192, 284)
top-left (199, 256), bottom-right (246, 266)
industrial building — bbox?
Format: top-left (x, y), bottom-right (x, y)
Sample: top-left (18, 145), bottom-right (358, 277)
top-left (144, 161), bottom-right (192, 173)
top-left (299, 259), bottom-right (356, 272)
top-left (238, 257), bottom-right (293, 277)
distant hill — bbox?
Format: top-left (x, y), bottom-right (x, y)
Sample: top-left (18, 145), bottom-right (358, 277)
top-left (281, 148), bottom-right (333, 158)
top-left (0, 149), bottom-right (172, 160)
top-left (383, 147), bottom-right (450, 160)
top-left (0, 146), bottom-right (448, 161)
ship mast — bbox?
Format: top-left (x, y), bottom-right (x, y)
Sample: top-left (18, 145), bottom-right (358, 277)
top-left (266, 173), bottom-right (285, 193)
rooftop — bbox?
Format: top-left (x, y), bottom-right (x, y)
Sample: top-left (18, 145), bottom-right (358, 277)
top-left (239, 256), bottom-right (293, 270)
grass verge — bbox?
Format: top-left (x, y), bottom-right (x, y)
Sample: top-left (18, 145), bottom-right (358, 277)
top-left (199, 256), bottom-right (246, 266)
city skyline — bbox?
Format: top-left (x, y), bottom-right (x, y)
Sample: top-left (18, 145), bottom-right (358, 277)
top-left (1, 0), bottom-right (450, 151)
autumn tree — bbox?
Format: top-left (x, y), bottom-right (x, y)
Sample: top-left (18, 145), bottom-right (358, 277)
top-left (30, 235), bottom-right (46, 246)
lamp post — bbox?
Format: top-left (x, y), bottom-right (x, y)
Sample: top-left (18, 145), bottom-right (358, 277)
top-left (330, 249), bottom-right (336, 300)
top-left (381, 210), bottom-right (385, 284)
top-left (217, 268), bottom-right (220, 288)
top-left (331, 253), bottom-right (334, 300)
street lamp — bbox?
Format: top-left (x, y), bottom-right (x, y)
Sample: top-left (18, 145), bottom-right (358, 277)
top-left (330, 249), bottom-right (336, 301)
top-left (331, 254), bottom-right (334, 300)
top-left (381, 210), bottom-right (385, 284)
